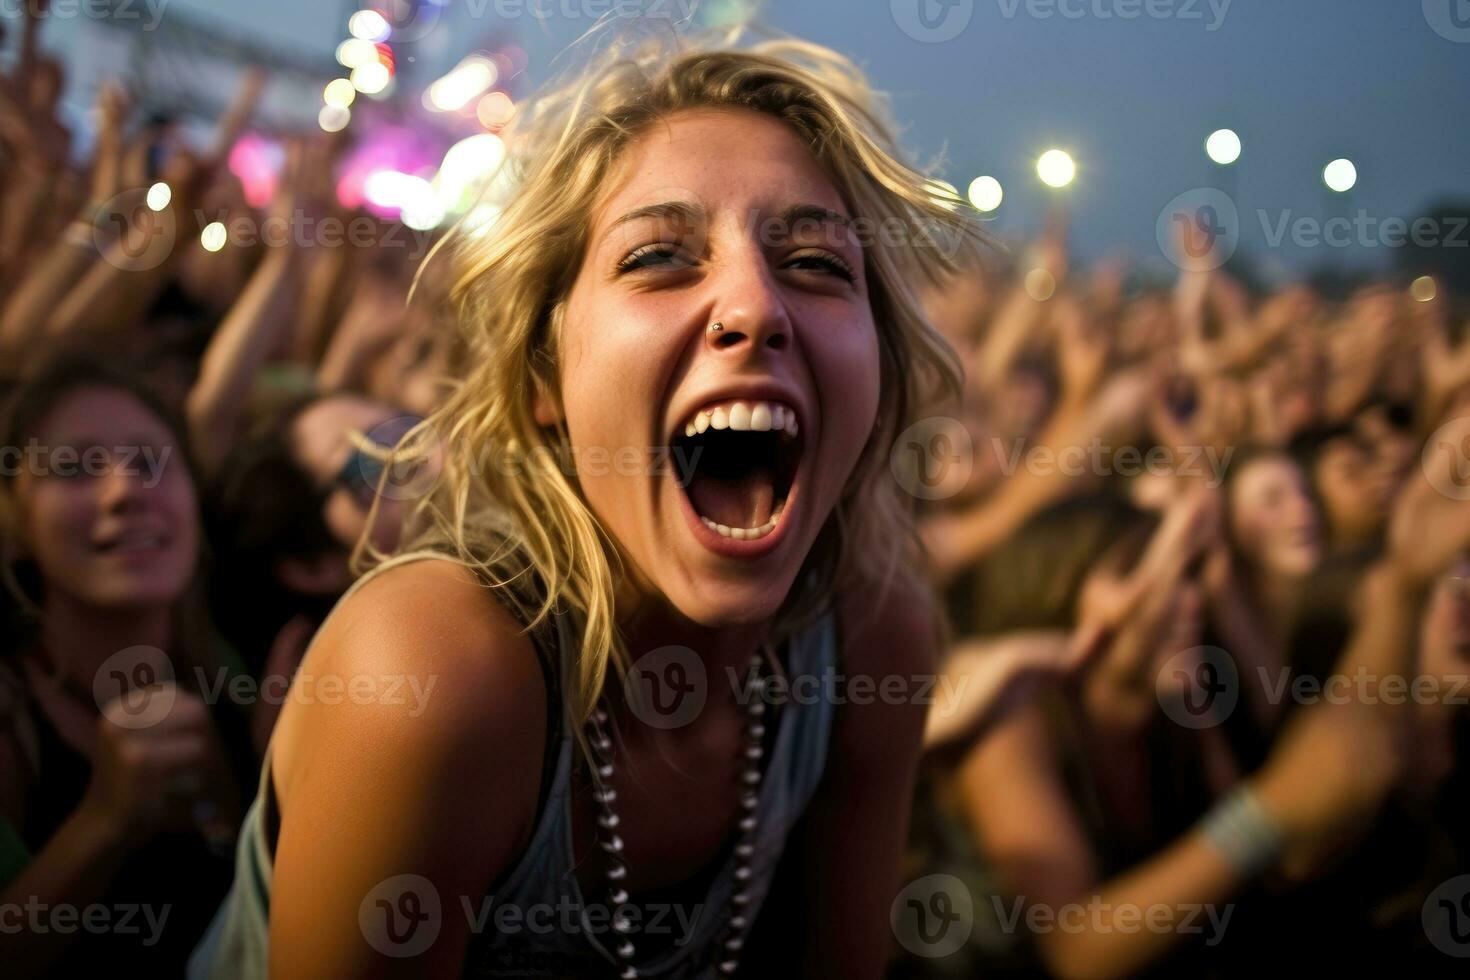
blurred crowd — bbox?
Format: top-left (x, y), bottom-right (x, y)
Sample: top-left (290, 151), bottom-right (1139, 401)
top-left (1, 7), bottom-right (1468, 977)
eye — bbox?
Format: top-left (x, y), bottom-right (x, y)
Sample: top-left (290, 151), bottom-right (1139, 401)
top-left (783, 249), bottom-right (856, 283)
top-left (615, 243), bottom-right (694, 275)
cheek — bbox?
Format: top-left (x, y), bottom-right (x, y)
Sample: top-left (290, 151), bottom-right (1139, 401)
top-left (22, 485), bottom-right (94, 567)
top-left (810, 317), bottom-right (882, 468)
top-left (557, 298), bottom-right (681, 499)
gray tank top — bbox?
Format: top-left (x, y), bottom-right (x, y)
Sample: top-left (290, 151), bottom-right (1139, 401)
top-left (188, 550), bottom-right (839, 978)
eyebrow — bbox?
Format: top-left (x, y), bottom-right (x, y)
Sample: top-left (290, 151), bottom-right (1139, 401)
top-left (776, 203), bottom-right (852, 231)
top-left (601, 200), bottom-right (705, 246)
top-left (599, 201), bottom-right (854, 247)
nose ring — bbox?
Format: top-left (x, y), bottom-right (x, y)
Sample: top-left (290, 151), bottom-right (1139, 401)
top-left (708, 321), bottom-right (724, 334)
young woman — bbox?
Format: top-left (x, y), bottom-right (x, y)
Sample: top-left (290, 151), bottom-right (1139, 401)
top-left (0, 353), bottom-right (257, 977)
top-left (190, 34), bottom-right (978, 980)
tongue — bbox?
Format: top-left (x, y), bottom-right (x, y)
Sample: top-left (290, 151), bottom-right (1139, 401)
top-left (687, 464), bottom-right (776, 530)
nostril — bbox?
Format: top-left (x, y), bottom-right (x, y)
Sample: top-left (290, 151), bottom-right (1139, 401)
top-left (713, 331), bottom-right (743, 349)
top-left (766, 334), bottom-right (788, 351)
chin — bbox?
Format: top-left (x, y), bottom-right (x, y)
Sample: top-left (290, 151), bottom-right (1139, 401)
top-left (669, 582), bottom-right (792, 629)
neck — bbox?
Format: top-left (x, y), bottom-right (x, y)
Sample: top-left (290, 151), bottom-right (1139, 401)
top-left (34, 591), bottom-right (175, 691)
top-left (1253, 568), bottom-right (1305, 636)
top-left (618, 589), bottom-right (770, 683)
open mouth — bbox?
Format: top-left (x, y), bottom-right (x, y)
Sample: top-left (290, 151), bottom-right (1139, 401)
top-left (94, 527), bottom-right (171, 556)
top-left (671, 399), bottom-right (803, 543)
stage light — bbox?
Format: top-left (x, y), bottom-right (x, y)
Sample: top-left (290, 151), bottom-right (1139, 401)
top-left (324, 78), bottom-right (356, 109)
top-left (336, 38), bottom-right (377, 69)
top-left (318, 104), bottom-right (351, 133)
top-left (1037, 149), bottom-right (1076, 188)
top-left (1324, 158), bottom-right (1357, 193)
top-left (348, 10), bottom-right (390, 42)
top-left (351, 62), bottom-right (391, 96)
top-left (968, 175), bottom-right (1003, 212)
top-left (476, 92), bottom-right (515, 130)
top-left (425, 56), bottom-right (497, 112)
top-left (1206, 129), bottom-right (1241, 165)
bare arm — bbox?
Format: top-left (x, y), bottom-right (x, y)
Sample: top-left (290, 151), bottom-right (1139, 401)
top-left (185, 246), bottom-right (299, 476)
top-left (268, 559), bottom-right (547, 979)
top-left (795, 574), bottom-right (938, 979)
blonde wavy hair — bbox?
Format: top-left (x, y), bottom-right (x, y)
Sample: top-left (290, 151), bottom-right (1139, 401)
top-left (355, 26), bottom-right (985, 727)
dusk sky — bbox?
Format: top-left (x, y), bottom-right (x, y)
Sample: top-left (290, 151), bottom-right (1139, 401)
top-left (34, 0), bottom-right (1470, 277)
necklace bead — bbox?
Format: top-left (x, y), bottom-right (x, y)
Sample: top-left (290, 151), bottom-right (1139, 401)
top-left (585, 647), bottom-right (772, 977)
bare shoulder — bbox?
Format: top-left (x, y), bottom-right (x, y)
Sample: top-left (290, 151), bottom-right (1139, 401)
top-left (836, 566), bottom-right (941, 680)
top-left (267, 556), bottom-right (553, 975)
top-left (272, 556), bottom-right (548, 836)
top-left (828, 567), bottom-right (940, 774)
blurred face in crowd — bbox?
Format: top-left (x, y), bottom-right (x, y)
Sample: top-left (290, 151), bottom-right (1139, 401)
top-left (1117, 292), bottom-right (1172, 361)
top-left (1228, 454), bottom-right (1321, 579)
top-left (13, 387), bottom-right (198, 610)
top-left (552, 107), bottom-right (881, 627)
top-left (1312, 435), bottom-right (1392, 549)
top-left (992, 364), bottom-right (1054, 442)
top-left (1356, 404), bottom-right (1416, 493)
top-left (289, 394), bottom-right (416, 564)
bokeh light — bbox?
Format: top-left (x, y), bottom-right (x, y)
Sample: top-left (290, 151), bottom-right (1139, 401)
top-left (318, 104), bottom-right (351, 133)
top-left (1206, 128), bottom-right (1242, 165)
top-left (476, 91), bottom-right (516, 130)
top-left (335, 38), bottom-right (377, 69)
top-left (1037, 149), bottom-right (1076, 188)
top-left (347, 10), bottom-right (390, 42)
top-left (967, 175), bottom-right (1004, 213)
top-left (324, 78), bottom-right (356, 108)
top-left (145, 181), bottom-right (171, 212)
top-left (1323, 158), bottom-right (1358, 192)
top-left (351, 62), bottom-right (391, 96)
top-left (1024, 268), bottom-right (1057, 300)
top-left (200, 221), bottom-right (228, 252)
top-left (1411, 275), bottom-right (1437, 303)
top-left (425, 56), bottom-right (497, 113)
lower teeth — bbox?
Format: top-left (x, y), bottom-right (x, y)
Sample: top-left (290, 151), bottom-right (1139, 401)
top-left (700, 503), bottom-right (784, 541)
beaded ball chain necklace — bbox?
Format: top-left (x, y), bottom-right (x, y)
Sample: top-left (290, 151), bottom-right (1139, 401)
top-left (582, 645), bottom-right (773, 978)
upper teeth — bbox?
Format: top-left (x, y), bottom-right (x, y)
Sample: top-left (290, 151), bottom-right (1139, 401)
top-left (683, 400), bottom-right (798, 439)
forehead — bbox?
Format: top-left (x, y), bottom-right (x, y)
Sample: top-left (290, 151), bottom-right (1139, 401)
top-left (1237, 457), bottom-right (1301, 494)
top-left (35, 386), bottom-right (168, 440)
top-left (592, 107), bottom-right (849, 226)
